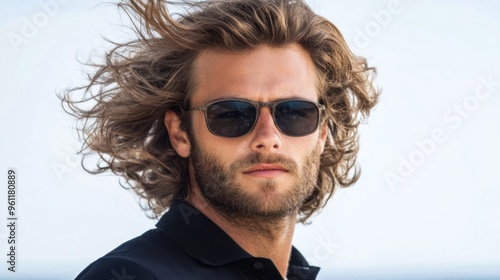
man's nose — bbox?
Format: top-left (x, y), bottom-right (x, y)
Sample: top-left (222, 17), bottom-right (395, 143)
top-left (249, 108), bottom-right (282, 152)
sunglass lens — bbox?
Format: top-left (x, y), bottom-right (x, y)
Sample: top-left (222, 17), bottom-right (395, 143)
top-left (275, 101), bottom-right (319, 136)
top-left (206, 101), bottom-right (256, 137)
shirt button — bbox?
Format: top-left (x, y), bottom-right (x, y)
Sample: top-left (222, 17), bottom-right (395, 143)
top-left (253, 262), bottom-right (264, 270)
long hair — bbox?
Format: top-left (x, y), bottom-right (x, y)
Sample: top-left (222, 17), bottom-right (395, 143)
top-left (60, 0), bottom-right (379, 222)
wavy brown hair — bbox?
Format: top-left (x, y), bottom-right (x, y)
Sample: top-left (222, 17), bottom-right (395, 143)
top-left (60, 0), bottom-right (379, 222)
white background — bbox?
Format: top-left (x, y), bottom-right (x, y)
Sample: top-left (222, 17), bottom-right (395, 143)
top-left (1, 0), bottom-right (499, 279)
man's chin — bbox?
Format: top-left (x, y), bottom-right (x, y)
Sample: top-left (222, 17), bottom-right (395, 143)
top-left (206, 191), bottom-right (301, 219)
top-left (235, 177), bottom-right (295, 193)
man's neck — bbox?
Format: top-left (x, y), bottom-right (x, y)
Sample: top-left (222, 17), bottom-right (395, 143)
top-left (188, 193), bottom-right (297, 279)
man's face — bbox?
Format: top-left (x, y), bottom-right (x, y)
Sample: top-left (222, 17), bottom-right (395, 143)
top-left (187, 44), bottom-right (327, 219)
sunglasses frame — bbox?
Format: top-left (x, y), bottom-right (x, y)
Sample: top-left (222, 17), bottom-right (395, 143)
top-left (191, 98), bottom-right (325, 137)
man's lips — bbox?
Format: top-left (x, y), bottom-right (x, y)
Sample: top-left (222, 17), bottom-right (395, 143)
top-left (243, 164), bottom-right (289, 178)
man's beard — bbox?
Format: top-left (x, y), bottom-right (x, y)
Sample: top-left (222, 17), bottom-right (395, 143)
top-left (190, 139), bottom-right (322, 221)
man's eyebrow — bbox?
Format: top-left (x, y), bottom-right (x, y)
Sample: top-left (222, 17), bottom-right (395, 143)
top-left (199, 95), bottom-right (317, 104)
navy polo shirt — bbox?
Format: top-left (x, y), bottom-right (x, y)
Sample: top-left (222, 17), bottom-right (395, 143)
top-left (75, 200), bottom-right (320, 280)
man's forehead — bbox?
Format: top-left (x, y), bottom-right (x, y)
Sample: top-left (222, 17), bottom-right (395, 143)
top-left (189, 44), bottom-right (320, 104)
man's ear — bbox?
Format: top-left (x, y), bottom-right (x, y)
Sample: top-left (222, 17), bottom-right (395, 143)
top-left (318, 122), bottom-right (328, 154)
top-left (164, 110), bottom-right (191, 158)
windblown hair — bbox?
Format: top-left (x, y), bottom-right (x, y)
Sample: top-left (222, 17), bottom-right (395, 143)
top-left (60, 0), bottom-right (379, 222)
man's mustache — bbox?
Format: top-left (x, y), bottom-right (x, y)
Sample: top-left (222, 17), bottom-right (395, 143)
top-left (232, 153), bottom-right (298, 173)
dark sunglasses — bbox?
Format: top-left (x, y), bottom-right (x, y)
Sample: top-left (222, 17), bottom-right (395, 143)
top-left (191, 98), bottom-right (325, 137)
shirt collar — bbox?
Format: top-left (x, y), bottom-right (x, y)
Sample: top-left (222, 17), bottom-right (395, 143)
top-left (155, 200), bottom-right (320, 277)
top-left (156, 200), bottom-right (251, 265)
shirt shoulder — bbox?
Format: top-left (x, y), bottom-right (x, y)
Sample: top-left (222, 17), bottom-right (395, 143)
top-left (75, 229), bottom-right (200, 279)
top-left (75, 257), bottom-right (157, 280)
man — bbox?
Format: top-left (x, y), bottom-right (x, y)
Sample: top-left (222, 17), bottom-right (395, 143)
top-left (64, 0), bottom-right (379, 279)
